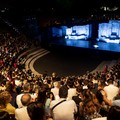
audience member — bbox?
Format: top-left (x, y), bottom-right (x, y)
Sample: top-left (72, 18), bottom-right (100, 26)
top-left (0, 91), bottom-right (16, 115)
top-left (82, 98), bottom-right (102, 120)
top-left (0, 93), bottom-right (10, 120)
top-left (103, 79), bottom-right (119, 101)
top-left (27, 102), bottom-right (46, 120)
top-left (67, 77), bottom-right (77, 100)
top-left (16, 82), bottom-right (31, 108)
top-left (15, 94), bottom-right (32, 120)
top-left (50, 85), bottom-right (77, 120)
top-left (96, 81), bottom-right (112, 116)
top-left (51, 81), bottom-right (60, 100)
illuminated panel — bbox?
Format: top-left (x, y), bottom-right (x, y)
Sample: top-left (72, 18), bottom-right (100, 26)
top-left (65, 24), bottom-right (90, 40)
top-left (66, 27), bottom-right (72, 35)
top-left (97, 20), bottom-right (120, 44)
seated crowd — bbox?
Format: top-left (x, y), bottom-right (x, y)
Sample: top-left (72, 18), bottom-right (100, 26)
top-left (0, 30), bottom-right (120, 120)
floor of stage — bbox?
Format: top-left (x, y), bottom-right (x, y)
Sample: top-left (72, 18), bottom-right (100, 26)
top-left (33, 38), bottom-right (120, 77)
top-left (49, 38), bottom-right (120, 53)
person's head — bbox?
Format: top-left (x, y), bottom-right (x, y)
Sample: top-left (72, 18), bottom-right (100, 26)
top-left (107, 79), bottom-right (113, 84)
top-left (47, 92), bottom-right (55, 100)
top-left (27, 102), bottom-right (45, 120)
top-left (52, 72), bottom-right (56, 78)
top-left (107, 106), bottom-right (120, 120)
top-left (0, 91), bottom-right (12, 104)
top-left (21, 94), bottom-right (32, 106)
top-left (59, 85), bottom-right (68, 98)
top-left (0, 93), bottom-right (6, 108)
top-left (67, 77), bottom-right (75, 88)
top-left (53, 81), bottom-right (60, 88)
top-left (23, 83), bottom-right (31, 92)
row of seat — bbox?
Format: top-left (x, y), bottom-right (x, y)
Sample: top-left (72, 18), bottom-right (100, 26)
top-left (23, 47), bottom-right (50, 75)
top-left (18, 46), bottom-right (120, 77)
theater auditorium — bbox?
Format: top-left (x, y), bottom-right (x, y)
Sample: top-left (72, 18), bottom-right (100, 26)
top-left (0, 0), bottom-right (120, 120)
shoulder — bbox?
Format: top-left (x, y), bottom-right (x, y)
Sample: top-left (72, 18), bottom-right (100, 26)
top-left (92, 117), bottom-right (107, 120)
top-left (112, 100), bottom-right (120, 107)
top-left (100, 90), bottom-right (106, 96)
top-left (6, 103), bottom-right (16, 109)
top-left (50, 100), bottom-right (58, 108)
top-left (16, 93), bottom-right (24, 98)
top-left (66, 99), bottom-right (77, 105)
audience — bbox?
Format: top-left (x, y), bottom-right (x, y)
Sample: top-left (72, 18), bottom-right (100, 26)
top-left (1, 30), bottom-right (120, 120)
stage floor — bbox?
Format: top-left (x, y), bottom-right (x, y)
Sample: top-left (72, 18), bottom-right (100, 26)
top-left (49, 38), bottom-right (120, 53)
top-left (33, 38), bottom-right (120, 77)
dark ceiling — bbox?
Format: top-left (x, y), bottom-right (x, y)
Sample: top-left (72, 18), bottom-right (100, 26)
top-left (1, 0), bottom-right (120, 16)
top-left (0, 0), bottom-right (120, 27)
top-left (0, 0), bottom-right (120, 15)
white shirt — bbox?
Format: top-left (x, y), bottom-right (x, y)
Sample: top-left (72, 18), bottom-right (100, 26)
top-left (92, 117), bottom-right (107, 120)
top-left (16, 93), bottom-right (25, 108)
top-left (16, 92), bottom-right (36, 108)
top-left (67, 88), bottom-right (77, 100)
top-left (50, 98), bottom-right (77, 120)
top-left (112, 100), bottom-right (120, 107)
top-left (104, 84), bottom-right (119, 101)
top-left (51, 87), bottom-right (60, 100)
top-left (15, 106), bottom-right (30, 120)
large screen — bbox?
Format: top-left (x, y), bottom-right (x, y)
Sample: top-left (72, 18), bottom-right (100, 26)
top-left (97, 20), bottom-right (120, 44)
top-left (51, 24), bottom-right (92, 40)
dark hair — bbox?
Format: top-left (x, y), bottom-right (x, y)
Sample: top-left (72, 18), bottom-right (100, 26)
top-left (107, 106), bottom-right (120, 120)
top-left (67, 77), bottom-right (75, 88)
top-left (107, 79), bottom-right (113, 84)
top-left (47, 92), bottom-right (55, 100)
top-left (36, 89), bottom-right (47, 105)
top-left (59, 85), bottom-right (68, 98)
top-left (96, 89), bottom-right (103, 104)
top-left (27, 102), bottom-right (45, 120)
top-left (83, 98), bottom-right (93, 108)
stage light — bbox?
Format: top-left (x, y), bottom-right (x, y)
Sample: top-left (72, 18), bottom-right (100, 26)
top-left (93, 45), bottom-right (99, 48)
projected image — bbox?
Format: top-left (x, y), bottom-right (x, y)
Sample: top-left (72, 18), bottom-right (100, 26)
top-left (51, 25), bottom-right (91, 40)
top-left (65, 25), bottom-right (91, 40)
top-left (97, 20), bottom-right (120, 44)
